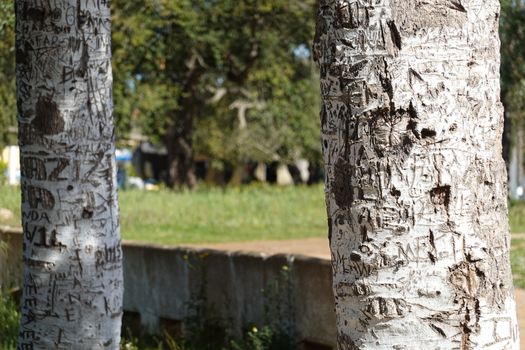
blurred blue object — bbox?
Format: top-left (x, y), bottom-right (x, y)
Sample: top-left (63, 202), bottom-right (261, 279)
top-left (116, 148), bottom-right (132, 189)
top-left (116, 148), bottom-right (132, 162)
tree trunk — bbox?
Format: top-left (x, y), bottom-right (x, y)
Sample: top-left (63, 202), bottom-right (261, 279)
top-left (16, 1), bottom-right (123, 348)
top-left (314, 1), bottom-right (520, 349)
top-left (165, 116), bottom-right (197, 190)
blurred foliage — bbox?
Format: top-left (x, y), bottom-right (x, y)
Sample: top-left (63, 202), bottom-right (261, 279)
top-left (2, 1), bottom-right (525, 172)
top-left (0, 291), bottom-right (19, 350)
top-left (501, 0), bottom-right (525, 139)
top-left (111, 0), bottom-right (321, 173)
top-left (0, 183), bottom-right (326, 243)
top-left (0, 0), bottom-right (16, 148)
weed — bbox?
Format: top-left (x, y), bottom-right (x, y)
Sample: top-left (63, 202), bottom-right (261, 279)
top-left (0, 291), bottom-right (19, 350)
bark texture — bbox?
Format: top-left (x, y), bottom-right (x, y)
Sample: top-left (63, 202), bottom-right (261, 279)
top-left (16, 1), bottom-right (123, 348)
top-left (313, 0), bottom-right (520, 348)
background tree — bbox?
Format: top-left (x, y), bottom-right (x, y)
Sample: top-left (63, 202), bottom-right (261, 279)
top-left (501, 0), bottom-right (525, 164)
top-left (16, 1), bottom-right (122, 348)
top-left (314, 0), bottom-right (519, 348)
top-left (111, 0), bottom-right (320, 188)
top-left (0, 0), bottom-right (16, 148)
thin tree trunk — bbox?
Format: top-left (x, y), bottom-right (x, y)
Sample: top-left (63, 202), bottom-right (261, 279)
top-left (16, 1), bottom-right (123, 348)
top-left (314, 1), bottom-right (520, 348)
top-left (165, 117), bottom-right (197, 190)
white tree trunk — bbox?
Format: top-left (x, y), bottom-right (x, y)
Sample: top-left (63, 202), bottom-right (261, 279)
top-left (16, 1), bottom-right (123, 348)
top-left (313, 0), bottom-right (520, 349)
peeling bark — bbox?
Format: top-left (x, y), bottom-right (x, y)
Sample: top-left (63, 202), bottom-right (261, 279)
top-left (16, 1), bottom-right (123, 348)
top-left (314, 0), bottom-right (520, 348)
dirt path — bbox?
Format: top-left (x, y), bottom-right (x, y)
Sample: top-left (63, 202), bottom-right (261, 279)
top-left (189, 237), bottom-right (332, 259)
top-left (190, 237), bottom-right (525, 348)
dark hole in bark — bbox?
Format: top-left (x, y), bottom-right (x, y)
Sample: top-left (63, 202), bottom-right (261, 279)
top-left (82, 207), bottom-right (94, 219)
top-left (407, 120), bottom-right (420, 139)
top-left (391, 187), bottom-right (401, 198)
top-left (333, 157), bottom-right (353, 208)
top-left (361, 225), bottom-right (369, 242)
top-left (402, 136), bottom-right (413, 154)
top-left (428, 252), bottom-right (436, 263)
top-left (67, 185), bottom-right (74, 191)
top-left (32, 97), bottom-right (65, 135)
top-left (408, 102), bottom-right (418, 119)
top-left (16, 43), bottom-right (30, 66)
top-left (327, 218), bottom-right (333, 242)
top-left (350, 253), bottom-right (361, 262)
top-left (430, 185), bottom-right (451, 207)
top-left (421, 128), bottom-right (437, 138)
top-left (24, 6), bottom-right (46, 22)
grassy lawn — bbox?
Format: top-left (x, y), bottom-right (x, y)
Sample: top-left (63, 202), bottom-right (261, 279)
top-left (4, 184), bottom-right (525, 242)
top-left (5, 184), bottom-right (525, 242)
top-left (509, 200), bottom-right (525, 233)
top-left (0, 184), bottom-right (328, 244)
top-left (119, 184), bottom-right (327, 244)
top-left (512, 238), bottom-right (525, 289)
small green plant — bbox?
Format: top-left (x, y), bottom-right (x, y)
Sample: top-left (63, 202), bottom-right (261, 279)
top-left (0, 291), bottom-right (20, 350)
top-left (0, 240), bottom-right (20, 350)
top-left (163, 330), bottom-right (187, 350)
top-left (229, 326), bottom-right (275, 350)
top-left (0, 160), bottom-right (7, 185)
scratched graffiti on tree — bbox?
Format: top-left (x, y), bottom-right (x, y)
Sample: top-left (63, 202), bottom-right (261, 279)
top-left (16, 0), bottom-right (122, 348)
top-left (314, 0), bottom-right (520, 349)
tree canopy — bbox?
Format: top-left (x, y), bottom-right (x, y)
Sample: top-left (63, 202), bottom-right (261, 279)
top-left (2, 0), bottom-right (525, 182)
top-left (111, 0), bottom-right (320, 184)
top-left (0, 0), bottom-right (15, 147)
top-left (501, 0), bottom-right (525, 155)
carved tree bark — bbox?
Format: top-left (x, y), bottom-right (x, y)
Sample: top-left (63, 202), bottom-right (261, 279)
top-left (16, 1), bottom-right (123, 348)
top-left (314, 0), bottom-right (520, 349)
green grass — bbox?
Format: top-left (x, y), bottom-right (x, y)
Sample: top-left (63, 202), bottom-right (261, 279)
top-left (0, 184), bottom-right (327, 244)
top-left (509, 200), bottom-right (525, 233)
top-left (118, 184), bottom-right (327, 244)
top-left (5, 184), bottom-right (525, 244)
top-left (0, 184), bottom-right (20, 228)
top-left (5, 184), bottom-right (525, 243)
top-left (0, 292), bottom-right (19, 350)
top-left (512, 238), bottom-right (525, 289)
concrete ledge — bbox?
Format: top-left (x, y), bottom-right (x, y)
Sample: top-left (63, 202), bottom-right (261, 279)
top-left (0, 228), bottom-right (336, 348)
